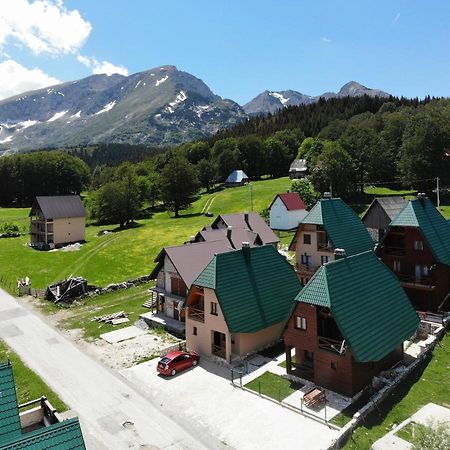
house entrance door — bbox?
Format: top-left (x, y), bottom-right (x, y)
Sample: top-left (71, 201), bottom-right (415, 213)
top-left (212, 331), bottom-right (226, 359)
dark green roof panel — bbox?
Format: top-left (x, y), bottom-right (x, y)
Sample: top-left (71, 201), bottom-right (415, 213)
top-left (0, 418), bottom-right (86, 450)
top-left (302, 198), bottom-right (374, 256)
top-left (296, 251), bottom-right (419, 362)
top-left (194, 245), bottom-right (302, 333)
top-left (0, 363), bottom-right (21, 444)
top-left (391, 197), bottom-right (450, 265)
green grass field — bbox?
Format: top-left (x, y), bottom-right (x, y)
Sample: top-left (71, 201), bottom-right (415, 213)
top-left (0, 340), bottom-right (67, 412)
top-left (364, 186), bottom-right (418, 196)
top-left (343, 333), bottom-right (450, 449)
top-left (0, 177), bottom-right (291, 292)
top-left (244, 371), bottom-right (300, 401)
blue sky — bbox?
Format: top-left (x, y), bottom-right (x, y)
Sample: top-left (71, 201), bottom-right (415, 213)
top-left (0, 0), bottom-right (449, 103)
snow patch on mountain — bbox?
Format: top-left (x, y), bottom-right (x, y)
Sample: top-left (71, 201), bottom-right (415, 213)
top-left (169, 91), bottom-right (187, 107)
top-left (95, 101), bottom-right (116, 115)
top-left (0, 135), bottom-right (13, 144)
top-left (269, 92), bottom-right (289, 105)
top-left (135, 80), bottom-right (142, 89)
top-left (72, 111), bottom-right (82, 118)
top-left (155, 75), bottom-right (168, 86)
top-left (18, 120), bottom-right (38, 130)
top-left (47, 111), bottom-right (68, 122)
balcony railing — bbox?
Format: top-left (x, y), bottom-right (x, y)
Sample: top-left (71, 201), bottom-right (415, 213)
top-left (318, 336), bottom-right (345, 355)
top-left (188, 307), bottom-right (205, 322)
top-left (295, 263), bottom-right (320, 275)
top-left (384, 246), bottom-right (406, 256)
top-left (398, 274), bottom-right (435, 288)
top-left (317, 242), bottom-right (333, 252)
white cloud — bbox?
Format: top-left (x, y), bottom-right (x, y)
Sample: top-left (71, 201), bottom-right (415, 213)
top-left (0, 0), bottom-right (92, 55)
top-left (0, 59), bottom-right (60, 100)
top-left (77, 54), bottom-right (128, 76)
top-left (392, 13), bottom-right (400, 25)
top-left (322, 36), bottom-right (332, 43)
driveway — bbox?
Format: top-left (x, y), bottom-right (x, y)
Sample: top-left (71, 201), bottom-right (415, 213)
top-left (0, 288), bottom-right (220, 450)
top-left (122, 358), bottom-right (339, 450)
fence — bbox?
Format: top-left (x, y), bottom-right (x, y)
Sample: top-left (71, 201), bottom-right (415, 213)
top-left (0, 274), bottom-right (16, 294)
top-left (230, 368), bottom-right (339, 429)
top-left (159, 341), bottom-right (187, 357)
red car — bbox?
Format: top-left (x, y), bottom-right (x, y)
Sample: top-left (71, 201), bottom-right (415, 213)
top-left (157, 350), bottom-right (200, 376)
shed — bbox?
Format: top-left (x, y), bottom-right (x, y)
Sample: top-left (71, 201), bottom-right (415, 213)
top-left (225, 170), bottom-right (249, 187)
top-left (362, 197), bottom-right (407, 241)
top-left (289, 159), bottom-right (308, 179)
top-left (269, 192), bottom-right (308, 230)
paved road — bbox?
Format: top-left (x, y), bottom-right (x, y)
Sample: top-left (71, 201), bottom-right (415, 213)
top-left (0, 288), bottom-right (219, 450)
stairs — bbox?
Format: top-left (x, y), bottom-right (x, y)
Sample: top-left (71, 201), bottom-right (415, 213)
top-left (142, 299), bottom-right (155, 309)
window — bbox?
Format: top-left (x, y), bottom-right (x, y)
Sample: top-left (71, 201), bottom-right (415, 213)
top-left (413, 240), bottom-right (424, 251)
top-left (331, 362), bottom-right (337, 370)
top-left (210, 302), bottom-right (218, 316)
top-left (193, 326), bottom-right (197, 336)
top-left (321, 255), bottom-right (329, 265)
top-left (303, 234), bottom-right (311, 245)
top-left (393, 260), bottom-right (401, 272)
top-left (295, 316), bottom-right (307, 330)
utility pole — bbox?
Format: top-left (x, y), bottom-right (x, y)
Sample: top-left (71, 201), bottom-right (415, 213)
top-left (437, 177), bottom-right (440, 208)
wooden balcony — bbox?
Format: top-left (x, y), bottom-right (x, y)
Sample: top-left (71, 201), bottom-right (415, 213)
top-left (384, 246), bottom-right (406, 256)
top-left (317, 242), bottom-right (333, 252)
top-left (318, 336), bottom-right (345, 355)
top-left (295, 263), bottom-right (320, 275)
top-left (188, 307), bottom-right (205, 323)
top-left (399, 274), bottom-right (435, 290)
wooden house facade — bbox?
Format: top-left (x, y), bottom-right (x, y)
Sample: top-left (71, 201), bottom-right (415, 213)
top-left (269, 192), bottom-right (308, 231)
top-left (283, 251), bottom-right (419, 397)
top-left (377, 195), bottom-right (450, 312)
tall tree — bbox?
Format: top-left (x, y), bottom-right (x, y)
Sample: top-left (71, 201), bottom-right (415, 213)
top-left (290, 179), bottom-right (321, 209)
top-left (160, 155), bottom-right (200, 217)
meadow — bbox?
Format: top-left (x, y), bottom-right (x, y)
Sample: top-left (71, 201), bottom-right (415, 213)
top-left (0, 177), bottom-right (291, 292)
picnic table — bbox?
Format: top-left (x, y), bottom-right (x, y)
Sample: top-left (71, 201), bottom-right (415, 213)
top-left (303, 386), bottom-right (326, 407)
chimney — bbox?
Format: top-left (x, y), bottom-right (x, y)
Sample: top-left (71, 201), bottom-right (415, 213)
top-left (244, 212), bottom-right (252, 230)
top-left (242, 241), bottom-right (251, 261)
top-left (226, 226), bottom-right (235, 249)
top-left (334, 248), bottom-right (346, 260)
top-left (323, 192), bottom-right (332, 199)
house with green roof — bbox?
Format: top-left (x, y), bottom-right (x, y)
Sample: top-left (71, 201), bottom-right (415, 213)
top-left (0, 362), bottom-right (86, 450)
top-left (289, 196), bottom-right (374, 285)
top-left (185, 244), bottom-right (301, 364)
top-left (377, 194), bottom-right (450, 312)
top-left (283, 251), bottom-right (419, 397)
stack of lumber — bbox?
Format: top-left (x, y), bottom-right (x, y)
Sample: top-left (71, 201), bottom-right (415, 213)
top-left (93, 311), bottom-right (129, 325)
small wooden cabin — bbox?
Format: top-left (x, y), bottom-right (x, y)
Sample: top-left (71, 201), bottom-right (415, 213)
top-left (283, 251), bottom-right (419, 397)
top-left (225, 170), bottom-right (249, 187)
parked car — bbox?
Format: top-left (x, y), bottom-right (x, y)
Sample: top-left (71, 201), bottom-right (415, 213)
top-left (157, 350), bottom-right (200, 376)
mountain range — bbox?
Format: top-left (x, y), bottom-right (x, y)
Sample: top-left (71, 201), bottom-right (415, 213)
top-left (243, 82), bottom-right (390, 115)
top-left (0, 66), bottom-right (390, 153)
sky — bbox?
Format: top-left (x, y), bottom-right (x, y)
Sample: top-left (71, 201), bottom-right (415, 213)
top-left (0, 0), bottom-right (449, 104)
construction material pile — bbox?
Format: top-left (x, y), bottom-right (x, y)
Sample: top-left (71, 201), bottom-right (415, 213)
top-left (93, 311), bottom-right (129, 325)
top-left (45, 277), bottom-right (87, 303)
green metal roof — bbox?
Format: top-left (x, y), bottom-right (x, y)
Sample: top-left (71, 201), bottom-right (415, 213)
top-left (0, 418), bottom-right (86, 450)
top-left (193, 245), bottom-right (302, 333)
top-left (295, 251), bottom-right (419, 362)
top-left (390, 197), bottom-right (450, 265)
top-left (0, 363), bottom-right (21, 444)
top-left (302, 198), bottom-right (374, 256)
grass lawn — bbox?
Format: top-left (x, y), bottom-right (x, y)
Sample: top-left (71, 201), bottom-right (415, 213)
top-left (244, 371), bottom-right (300, 401)
top-left (53, 282), bottom-right (156, 340)
top-left (343, 333), bottom-right (450, 449)
top-left (0, 177), bottom-right (291, 293)
top-left (0, 340), bottom-right (67, 412)
top-left (364, 186), bottom-right (418, 196)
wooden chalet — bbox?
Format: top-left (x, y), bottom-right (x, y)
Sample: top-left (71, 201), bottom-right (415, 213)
top-left (289, 195), bottom-right (374, 284)
top-left (210, 212), bottom-right (279, 247)
top-left (289, 159), bottom-right (308, 179)
top-left (225, 170), bottom-right (249, 187)
top-left (283, 251), bottom-right (419, 397)
top-left (377, 194), bottom-right (450, 312)
top-left (362, 196), bottom-right (407, 241)
top-left (29, 195), bottom-right (86, 249)
top-left (185, 245), bottom-right (301, 364)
